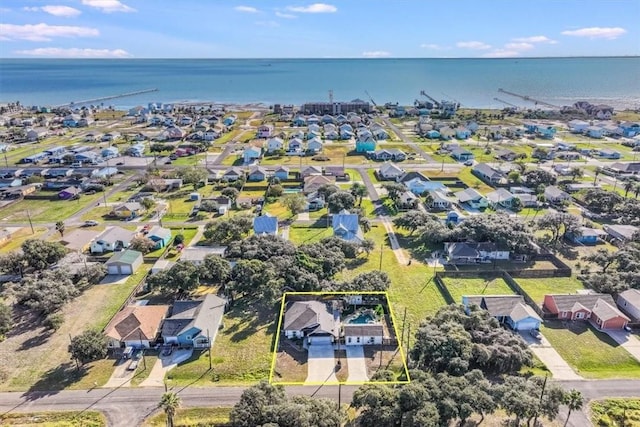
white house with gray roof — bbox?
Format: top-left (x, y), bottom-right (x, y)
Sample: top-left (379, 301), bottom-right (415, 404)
top-left (283, 300), bottom-right (338, 345)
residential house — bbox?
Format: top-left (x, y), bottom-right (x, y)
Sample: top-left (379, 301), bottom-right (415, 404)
top-left (324, 166), bottom-right (347, 180)
top-left (445, 241), bottom-right (510, 263)
top-left (332, 209), bottom-right (364, 243)
top-left (101, 147), bottom-right (119, 159)
top-left (544, 186), bottom-right (570, 204)
top-left (543, 293), bottom-right (629, 330)
top-left (603, 224), bottom-right (639, 244)
top-left (58, 186), bottom-right (81, 200)
top-left (620, 122), bottom-right (640, 138)
top-left (455, 188), bottom-right (488, 209)
top-left (304, 175), bottom-right (335, 194)
top-left (90, 226), bottom-right (134, 254)
top-left (287, 137), bottom-right (304, 153)
top-left (247, 166), bottom-right (267, 182)
top-left (400, 171), bottom-right (445, 196)
top-left (222, 115), bottom-right (237, 126)
top-left (221, 167), bottom-right (244, 182)
top-left (568, 120), bottom-right (589, 133)
top-left (104, 304), bottom-right (170, 349)
top-left (26, 127), bottom-right (48, 141)
top-left (146, 226), bottom-right (172, 249)
top-left (274, 166), bottom-right (289, 181)
top-left (325, 130), bottom-right (339, 140)
top-left (617, 289), bottom-right (640, 321)
top-left (586, 126), bottom-right (605, 139)
top-left (300, 165), bottom-right (323, 178)
top-left (282, 300), bottom-right (337, 344)
top-left (146, 178), bottom-right (183, 191)
top-left (127, 144), bottom-right (145, 157)
top-left (536, 125), bottom-right (557, 139)
top-left (455, 128), bottom-right (472, 139)
top-left (110, 202), bottom-right (145, 219)
top-left (292, 116), bottom-right (306, 127)
top-left (515, 193), bottom-right (539, 208)
top-left (321, 114), bottom-right (335, 124)
top-left (355, 137), bottom-right (376, 153)
top-left (202, 196), bottom-right (232, 214)
top-left (568, 227), bottom-right (606, 245)
top-left (486, 188), bottom-right (516, 208)
top-left (425, 129), bottom-right (441, 139)
top-left (102, 132), bottom-right (121, 142)
top-left (371, 149), bottom-right (406, 162)
top-left (450, 148), bottom-right (474, 161)
top-left (257, 124), bottom-right (274, 138)
top-left (243, 145), bottom-right (262, 164)
top-left (340, 129), bottom-right (354, 140)
top-left (598, 148), bottom-right (621, 159)
top-left (253, 214), bottom-right (278, 235)
top-left (180, 246), bottom-right (227, 264)
top-left (494, 149), bottom-right (518, 162)
top-left (105, 249), bottom-right (144, 275)
top-left (307, 137), bottom-right (323, 153)
top-left (426, 189), bottom-right (453, 210)
top-left (344, 324), bottom-right (384, 346)
top-left (603, 125), bottom-right (622, 137)
top-left (398, 190), bottom-right (419, 209)
top-left (472, 163), bottom-right (504, 184)
top-left (378, 162), bottom-right (405, 180)
top-left (463, 295), bottom-right (541, 331)
top-left (162, 294), bottom-right (227, 348)
top-left (372, 128), bottom-right (389, 140)
top-left (63, 114), bottom-right (81, 127)
top-left (606, 162), bottom-right (640, 175)
top-left (266, 137), bottom-right (284, 153)
top-left (0, 178), bottom-right (22, 188)
top-left (161, 127), bottom-right (184, 141)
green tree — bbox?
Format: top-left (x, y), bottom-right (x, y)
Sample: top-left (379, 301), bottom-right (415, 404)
top-left (129, 236), bottom-right (156, 254)
top-left (393, 211), bottom-right (434, 235)
top-left (147, 261), bottom-right (201, 293)
top-left (350, 182), bottom-right (368, 206)
top-left (570, 167), bottom-right (584, 182)
top-left (203, 215), bottom-right (252, 244)
top-left (140, 197), bottom-right (156, 210)
top-left (563, 389), bottom-right (584, 427)
top-left (382, 182), bottom-right (406, 202)
top-left (524, 169), bottom-right (556, 188)
top-left (361, 238), bottom-right (375, 257)
top-left (68, 330), bottom-right (108, 366)
top-left (266, 183), bottom-right (284, 198)
top-left (221, 187), bottom-right (240, 203)
top-left (327, 191), bottom-right (355, 213)
top-left (281, 193), bottom-right (307, 217)
top-left (202, 254), bottom-right (231, 284)
top-left (536, 212), bottom-right (582, 243)
top-left (178, 166), bottom-right (208, 189)
top-left (0, 302), bottom-right (12, 340)
top-left (21, 239), bottom-right (66, 271)
top-left (159, 392), bottom-right (181, 427)
top-left (623, 180), bottom-right (634, 198)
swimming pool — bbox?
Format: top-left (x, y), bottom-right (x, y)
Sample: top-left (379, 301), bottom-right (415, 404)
top-left (347, 311), bottom-right (376, 324)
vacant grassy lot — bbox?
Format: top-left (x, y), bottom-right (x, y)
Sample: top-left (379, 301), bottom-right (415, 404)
top-left (0, 411), bottom-right (106, 426)
top-left (0, 192), bottom-right (103, 223)
top-left (514, 277), bottom-right (586, 305)
top-left (541, 321), bottom-right (640, 379)
top-left (590, 399), bottom-right (640, 427)
top-left (288, 224), bottom-right (333, 245)
top-left (166, 295), bottom-right (275, 386)
top-left (442, 276), bottom-right (515, 304)
top-left (0, 226), bottom-right (48, 253)
top-left (143, 408), bottom-right (231, 427)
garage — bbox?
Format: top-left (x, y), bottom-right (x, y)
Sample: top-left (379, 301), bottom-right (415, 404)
top-left (308, 334), bottom-right (333, 345)
top-left (105, 249), bottom-right (143, 276)
top-left (513, 319), bottom-right (540, 331)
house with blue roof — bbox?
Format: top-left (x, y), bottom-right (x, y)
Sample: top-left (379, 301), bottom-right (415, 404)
top-left (253, 214), bottom-right (278, 235)
top-left (462, 295), bottom-right (541, 331)
top-left (147, 226), bottom-right (172, 249)
top-left (426, 130), bottom-right (440, 139)
top-left (75, 151), bottom-right (100, 164)
top-left (223, 115), bottom-right (237, 126)
top-left (63, 114), bottom-right (81, 127)
top-left (332, 210), bottom-right (363, 243)
top-left (455, 128), bottom-right (472, 139)
top-left (586, 126), bottom-right (605, 139)
top-left (450, 148), bottom-right (474, 161)
top-left (102, 147), bottom-right (119, 159)
top-left (536, 125), bottom-right (557, 139)
top-left (620, 122), bottom-right (640, 138)
top-left (355, 137), bottom-right (376, 153)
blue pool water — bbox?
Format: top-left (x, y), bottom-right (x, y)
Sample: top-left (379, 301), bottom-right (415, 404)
top-left (348, 313), bottom-right (375, 324)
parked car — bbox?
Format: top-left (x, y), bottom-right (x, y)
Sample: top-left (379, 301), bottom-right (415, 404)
top-left (84, 220), bottom-right (99, 227)
top-left (162, 346), bottom-right (173, 357)
top-left (529, 329), bottom-right (542, 340)
top-left (127, 360), bottom-right (139, 371)
top-left (463, 160), bottom-right (474, 166)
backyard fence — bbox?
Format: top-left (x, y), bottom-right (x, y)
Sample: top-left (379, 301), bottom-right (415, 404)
top-left (501, 271), bottom-right (544, 317)
top-left (434, 273), bottom-right (455, 304)
top-left (100, 270), bottom-right (149, 332)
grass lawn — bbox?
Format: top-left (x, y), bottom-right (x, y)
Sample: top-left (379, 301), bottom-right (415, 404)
top-left (0, 226), bottom-right (48, 254)
top-left (366, 168), bottom-right (382, 184)
top-left (0, 192), bottom-right (103, 223)
top-left (166, 295), bottom-right (275, 386)
top-left (457, 168), bottom-right (495, 194)
top-left (590, 399), bottom-right (640, 427)
top-left (143, 408), bottom-right (231, 427)
top-left (514, 277), bottom-right (585, 306)
top-left (129, 355), bottom-right (158, 387)
top-left (263, 200), bottom-right (290, 220)
top-left (215, 129), bottom-right (242, 144)
top-left (0, 411), bottom-right (106, 426)
top-left (540, 321), bottom-right (640, 379)
top-left (288, 224), bottom-right (333, 245)
top-left (442, 276), bottom-right (515, 304)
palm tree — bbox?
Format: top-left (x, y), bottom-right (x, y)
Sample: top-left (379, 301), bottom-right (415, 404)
top-left (593, 167), bottom-right (601, 185)
top-left (359, 216), bottom-right (371, 233)
top-left (159, 392), bottom-right (181, 427)
top-left (623, 181), bottom-right (634, 198)
top-left (563, 389), bottom-right (584, 427)
top-left (55, 221), bottom-right (65, 238)
top-left (350, 182), bottom-right (367, 207)
top-left (634, 183), bottom-right (640, 199)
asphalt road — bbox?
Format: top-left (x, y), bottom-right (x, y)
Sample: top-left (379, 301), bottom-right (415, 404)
top-left (1, 380), bottom-right (638, 427)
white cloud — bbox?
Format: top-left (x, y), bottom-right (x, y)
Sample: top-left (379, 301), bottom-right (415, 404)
top-left (256, 20), bottom-right (280, 28)
top-left (362, 51), bottom-right (391, 58)
top-left (456, 41), bottom-right (491, 50)
top-left (235, 6), bottom-right (259, 13)
top-left (561, 27), bottom-right (626, 40)
top-left (0, 23), bottom-right (99, 41)
top-left (275, 11), bottom-right (297, 18)
top-left (286, 3), bottom-right (337, 13)
top-left (81, 0), bottom-right (135, 13)
top-left (504, 42), bottom-right (534, 51)
top-left (512, 35), bottom-right (557, 44)
top-left (24, 5), bottom-right (82, 17)
top-left (482, 49), bottom-right (520, 58)
top-left (420, 43), bottom-right (448, 50)
top-left (15, 47), bottom-right (131, 58)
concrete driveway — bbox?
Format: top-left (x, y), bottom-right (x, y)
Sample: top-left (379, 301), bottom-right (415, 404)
top-left (345, 346), bottom-right (368, 383)
top-left (604, 330), bottom-right (640, 362)
top-left (305, 345), bottom-right (338, 384)
top-left (139, 348), bottom-right (193, 387)
top-left (103, 358), bottom-right (136, 388)
top-left (518, 331), bottom-right (583, 380)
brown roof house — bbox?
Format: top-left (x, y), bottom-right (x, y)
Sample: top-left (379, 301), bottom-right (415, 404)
top-left (105, 304), bottom-right (170, 349)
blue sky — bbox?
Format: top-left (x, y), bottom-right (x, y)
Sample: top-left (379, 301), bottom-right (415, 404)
top-left (0, 0), bottom-right (638, 58)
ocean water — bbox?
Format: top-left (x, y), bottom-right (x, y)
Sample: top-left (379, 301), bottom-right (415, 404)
top-left (1, 57), bottom-right (639, 110)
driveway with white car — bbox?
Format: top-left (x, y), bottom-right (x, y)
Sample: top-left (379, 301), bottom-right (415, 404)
top-left (345, 346), bottom-right (369, 383)
top-left (305, 344), bottom-right (338, 384)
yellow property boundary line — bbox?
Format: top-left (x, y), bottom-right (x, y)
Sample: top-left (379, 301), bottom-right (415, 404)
top-left (269, 291), bottom-right (411, 385)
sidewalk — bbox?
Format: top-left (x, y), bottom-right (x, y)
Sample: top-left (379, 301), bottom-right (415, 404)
top-left (519, 331), bottom-right (583, 380)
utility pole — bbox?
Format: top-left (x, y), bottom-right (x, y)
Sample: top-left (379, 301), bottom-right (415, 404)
top-left (26, 209), bottom-right (34, 234)
top-left (378, 242), bottom-right (383, 271)
top-left (207, 328), bottom-right (212, 370)
top-left (400, 307), bottom-right (407, 348)
top-left (533, 374), bottom-right (548, 427)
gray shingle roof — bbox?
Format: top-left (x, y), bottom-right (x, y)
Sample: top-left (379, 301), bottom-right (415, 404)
top-left (161, 294), bottom-right (226, 338)
top-left (283, 301), bottom-right (336, 336)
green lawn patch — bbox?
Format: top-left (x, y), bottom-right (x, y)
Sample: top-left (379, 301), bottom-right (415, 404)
top-left (514, 277), bottom-right (585, 305)
top-left (0, 192), bottom-right (103, 223)
top-left (457, 168), bottom-right (495, 194)
top-left (442, 276), bottom-right (515, 304)
top-left (590, 399), bottom-right (640, 427)
top-left (288, 224), bottom-right (333, 245)
top-left (0, 226), bottom-right (48, 254)
top-left (0, 411), bottom-right (106, 426)
top-left (541, 321), bottom-right (640, 379)
top-left (143, 407), bottom-right (231, 427)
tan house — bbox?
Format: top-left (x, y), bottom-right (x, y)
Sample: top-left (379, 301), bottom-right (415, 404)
top-left (105, 304), bottom-right (170, 349)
